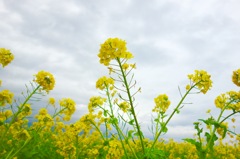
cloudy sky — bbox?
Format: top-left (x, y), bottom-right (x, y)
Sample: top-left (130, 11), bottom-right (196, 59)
top-left (1, 0), bottom-right (240, 141)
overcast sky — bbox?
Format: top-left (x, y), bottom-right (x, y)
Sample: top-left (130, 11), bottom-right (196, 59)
top-left (1, 0), bottom-right (240, 141)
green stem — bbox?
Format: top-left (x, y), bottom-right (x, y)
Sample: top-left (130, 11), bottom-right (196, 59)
top-left (116, 58), bottom-right (145, 155)
top-left (88, 119), bottom-right (106, 141)
top-left (205, 101), bottom-right (239, 154)
top-left (149, 83), bottom-right (198, 151)
top-left (6, 138), bottom-right (32, 159)
top-left (105, 85), bottom-right (130, 159)
top-left (204, 108), bottom-right (224, 157)
top-left (2, 85), bottom-right (41, 140)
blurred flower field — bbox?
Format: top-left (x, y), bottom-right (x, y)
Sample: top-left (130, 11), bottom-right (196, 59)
top-left (0, 39), bottom-right (240, 159)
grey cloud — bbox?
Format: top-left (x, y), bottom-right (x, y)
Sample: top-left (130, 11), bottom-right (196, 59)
top-left (1, 0), bottom-right (240, 140)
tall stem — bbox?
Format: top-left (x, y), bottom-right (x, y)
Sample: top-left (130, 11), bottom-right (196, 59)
top-left (116, 58), bottom-right (145, 154)
top-left (105, 85), bottom-right (130, 159)
top-left (149, 83), bottom-right (198, 151)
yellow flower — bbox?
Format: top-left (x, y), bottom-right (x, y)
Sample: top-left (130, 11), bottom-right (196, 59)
top-left (187, 70), bottom-right (212, 94)
top-left (59, 98), bottom-right (76, 116)
top-left (22, 103), bottom-right (32, 116)
top-left (98, 38), bottom-right (133, 66)
top-left (206, 109), bottom-right (211, 113)
top-left (232, 68), bottom-right (240, 87)
top-left (0, 89), bottom-right (14, 106)
top-left (14, 129), bottom-right (31, 140)
top-left (215, 93), bottom-right (228, 110)
top-left (39, 108), bottom-right (48, 115)
top-left (153, 94), bottom-right (171, 113)
top-left (122, 63), bottom-right (129, 70)
top-left (4, 110), bottom-right (12, 118)
top-left (48, 97), bottom-right (55, 106)
top-left (185, 84), bottom-right (191, 91)
top-left (0, 48), bottom-right (14, 67)
top-left (88, 96), bottom-right (106, 113)
top-left (216, 122), bottom-right (228, 137)
top-left (34, 71), bottom-right (55, 93)
top-left (96, 76), bottom-right (115, 90)
top-left (215, 91), bottom-right (240, 110)
top-left (118, 101), bottom-right (130, 112)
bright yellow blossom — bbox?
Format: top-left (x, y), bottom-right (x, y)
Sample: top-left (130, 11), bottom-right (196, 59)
top-left (34, 70), bottom-right (55, 93)
top-left (232, 69), bottom-right (240, 87)
top-left (188, 70), bottom-right (212, 94)
top-left (214, 91), bottom-right (240, 110)
top-left (88, 96), bottom-right (106, 113)
top-left (122, 63), bottom-right (129, 70)
top-left (153, 94), bottom-right (171, 113)
top-left (118, 101), bottom-right (130, 112)
top-left (217, 122), bottom-right (228, 137)
top-left (0, 48), bottom-right (14, 67)
top-left (0, 89), bottom-right (14, 106)
top-left (4, 110), bottom-right (12, 118)
top-left (59, 98), bottom-right (76, 117)
top-left (98, 38), bottom-right (133, 66)
top-left (96, 76), bottom-right (115, 90)
top-left (14, 129), bottom-right (31, 140)
top-left (48, 97), bottom-right (55, 106)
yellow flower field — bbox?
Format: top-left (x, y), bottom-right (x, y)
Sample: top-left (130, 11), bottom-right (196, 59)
top-left (0, 39), bottom-right (240, 159)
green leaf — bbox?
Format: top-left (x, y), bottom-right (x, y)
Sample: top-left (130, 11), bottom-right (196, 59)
top-left (154, 118), bottom-right (159, 122)
top-left (128, 119), bottom-right (135, 125)
top-left (103, 110), bottom-right (108, 117)
top-left (160, 123), bottom-right (168, 133)
top-left (127, 130), bottom-right (134, 139)
top-left (109, 117), bottom-right (118, 124)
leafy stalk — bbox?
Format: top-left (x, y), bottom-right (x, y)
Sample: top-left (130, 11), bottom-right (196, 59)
top-left (116, 57), bottom-right (145, 155)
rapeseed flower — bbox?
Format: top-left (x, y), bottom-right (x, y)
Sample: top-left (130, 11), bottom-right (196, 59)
top-left (215, 91), bottom-right (240, 110)
top-left (88, 96), bottom-right (106, 113)
top-left (232, 69), bottom-right (240, 87)
top-left (98, 38), bottom-right (133, 66)
top-left (118, 101), bottom-right (130, 112)
top-left (14, 129), bottom-right (31, 140)
top-left (96, 76), bottom-right (114, 90)
top-left (106, 139), bottom-right (124, 159)
top-left (4, 110), bottom-right (12, 118)
top-left (59, 98), bottom-right (76, 118)
top-left (0, 89), bottom-right (14, 106)
top-left (34, 70), bottom-right (55, 93)
top-left (21, 103), bottom-right (32, 116)
top-left (0, 48), bottom-right (14, 67)
top-left (188, 70), bottom-right (212, 94)
top-left (48, 97), bottom-right (55, 106)
top-left (153, 94), bottom-right (171, 113)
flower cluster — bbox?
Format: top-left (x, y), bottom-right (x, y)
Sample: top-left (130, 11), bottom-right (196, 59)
top-left (106, 139), bottom-right (124, 159)
top-left (187, 70), bottom-right (212, 94)
top-left (153, 94), bottom-right (171, 113)
top-left (34, 71), bottom-right (55, 93)
top-left (0, 89), bottom-right (14, 106)
top-left (214, 91), bottom-right (240, 111)
top-left (88, 96), bottom-right (106, 113)
top-left (34, 108), bottom-right (54, 129)
top-left (0, 48), bottom-right (14, 67)
top-left (48, 97), bottom-right (55, 106)
top-left (232, 69), bottom-right (240, 87)
top-left (59, 98), bottom-right (76, 121)
top-left (0, 110), bottom-right (12, 122)
top-left (118, 101), bottom-right (130, 113)
top-left (96, 76), bottom-right (115, 90)
top-left (98, 38), bottom-right (133, 66)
